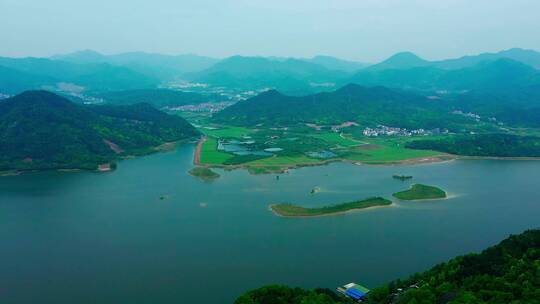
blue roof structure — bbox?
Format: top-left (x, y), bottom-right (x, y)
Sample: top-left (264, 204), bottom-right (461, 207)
top-left (345, 288), bottom-right (366, 300)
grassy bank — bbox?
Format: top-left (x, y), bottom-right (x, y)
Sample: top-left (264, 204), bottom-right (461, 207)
top-left (393, 184), bottom-right (446, 200)
top-left (271, 197), bottom-right (392, 217)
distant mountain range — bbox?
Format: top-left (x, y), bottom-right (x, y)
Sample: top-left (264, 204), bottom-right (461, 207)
top-left (184, 48), bottom-right (540, 94)
top-left (366, 48), bottom-right (540, 71)
top-left (186, 56), bottom-right (349, 95)
top-left (0, 91), bottom-right (199, 171)
top-left (51, 50), bottom-right (219, 80)
top-left (0, 56), bottom-right (158, 94)
top-left (1, 48), bottom-right (539, 96)
top-left (350, 58), bottom-right (540, 92)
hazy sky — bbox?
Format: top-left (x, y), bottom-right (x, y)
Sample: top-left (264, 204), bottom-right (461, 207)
top-left (1, 0), bottom-right (539, 62)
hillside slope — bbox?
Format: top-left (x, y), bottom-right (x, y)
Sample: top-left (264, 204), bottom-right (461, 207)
top-left (234, 229), bottom-right (540, 304)
top-left (188, 56), bottom-right (347, 95)
top-left (97, 89), bottom-right (225, 108)
top-left (0, 91), bottom-right (198, 171)
top-left (212, 84), bottom-right (465, 129)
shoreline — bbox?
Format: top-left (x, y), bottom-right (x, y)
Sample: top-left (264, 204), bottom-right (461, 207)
top-left (199, 154), bottom-right (457, 175)
top-left (199, 152), bottom-right (540, 176)
top-left (193, 136), bottom-right (207, 166)
top-left (269, 203), bottom-right (394, 218)
top-left (0, 140), bottom-right (193, 177)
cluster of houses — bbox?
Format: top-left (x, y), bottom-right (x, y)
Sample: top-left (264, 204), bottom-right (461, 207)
top-left (166, 101), bottom-right (234, 113)
top-left (0, 93), bottom-right (11, 100)
top-left (363, 125), bottom-right (446, 137)
top-left (306, 121), bottom-right (359, 132)
top-left (452, 110), bottom-right (481, 121)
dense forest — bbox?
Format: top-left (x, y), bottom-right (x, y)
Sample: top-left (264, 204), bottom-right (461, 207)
top-left (97, 89), bottom-right (225, 108)
top-left (0, 90), bottom-right (199, 171)
top-left (235, 229), bottom-right (540, 304)
top-left (406, 134), bottom-right (540, 157)
top-left (213, 84), bottom-right (468, 130)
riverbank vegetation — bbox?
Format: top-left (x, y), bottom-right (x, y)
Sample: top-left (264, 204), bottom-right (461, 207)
top-left (188, 167), bottom-right (220, 181)
top-left (406, 133), bottom-right (540, 157)
top-left (235, 285), bottom-right (354, 304)
top-left (271, 197), bottom-right (392, 217)
top-left (393, 184), bottom-right (446, 200)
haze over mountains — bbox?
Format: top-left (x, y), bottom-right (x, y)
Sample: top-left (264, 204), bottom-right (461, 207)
top-left (2, 48), bottom-right (539, 96)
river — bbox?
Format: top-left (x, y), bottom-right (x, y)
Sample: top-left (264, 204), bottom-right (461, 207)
top-left (1, 144), bottom-right (539, 303)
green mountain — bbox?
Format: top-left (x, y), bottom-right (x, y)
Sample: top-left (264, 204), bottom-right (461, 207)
top-left (434, 48), bottom-right (540, 70)
top-left (0, 91), bottom-right (199, 171)
top-left (97, 89), bottom-right (226, 108)
top-left (437, 59), bottom-right (540, 90)
top-left (350, 59), bottom-right (540, 92)
top-left (235, 229), bottom-right (540, 304)
top-left (188, 56), bottom-right (347, 95)
top-left (0, 66), bottom-right (56, 94)
top-left (212, 84), bottom-right (465, 129)
top-left (364, 52), bottom-right (431, 71)
top-left (305, 55), bottom-right (370, 73)
top-left (52, 50), bottom-right (219, 80)
top-left (365, 48), bottom-right (540, 72)
top-left (0, 57), bottom-right (159, 93)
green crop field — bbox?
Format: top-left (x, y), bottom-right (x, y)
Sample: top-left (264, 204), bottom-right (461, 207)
top-left (196, 124), bottom-right (449, 169)
top-left (310, 132), bottom-right (363, 147)
top-left (202, 126), bottom-right (252, 138)
top-left (199, 137), bottom-right (233, 165)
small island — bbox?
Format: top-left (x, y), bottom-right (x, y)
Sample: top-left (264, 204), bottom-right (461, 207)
top-left (393, 174), bottom-right (413, 181)
top-left (392, 184), bottom-right (446, 200)
top-left (270, 197), bottom-right (392, 217)
top-left (189, 167), bottom-right (220, 181)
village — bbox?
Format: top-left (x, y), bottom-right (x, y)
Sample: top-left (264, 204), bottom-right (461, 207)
top-left (362, 125), bottom-right (447, 137)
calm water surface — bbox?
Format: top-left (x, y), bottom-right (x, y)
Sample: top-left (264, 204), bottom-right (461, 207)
top-left (1, 145), bottom-right (539, 303)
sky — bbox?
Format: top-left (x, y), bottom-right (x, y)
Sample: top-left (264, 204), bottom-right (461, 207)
top-left (1, 0), bottom-right (539, 62)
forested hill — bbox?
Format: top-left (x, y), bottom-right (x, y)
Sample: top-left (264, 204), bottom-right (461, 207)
top-left (97, 89), bottom-right (224, 108)
top-left (234, 229), bottom-right (540, 304)
top-left (0, 91), bottom-right (199, 171)
top-left (212, 84), bottom-right (466, 129)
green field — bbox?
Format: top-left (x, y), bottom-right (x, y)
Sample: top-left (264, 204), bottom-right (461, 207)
top-left (202, 126), bottom-right (253, 138)
top-left (196, 124), bottom-right (449, 170)
top-left (393, 184), bottom-right (447, 200)
top-left (199, 137), bottom-right (233, 165)
top-left (344, 137), bottom-right (443, 163)
top-left (310, 132), bottom-right (363, 147)
top-left (270, 197), bottom-right (392, 217)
